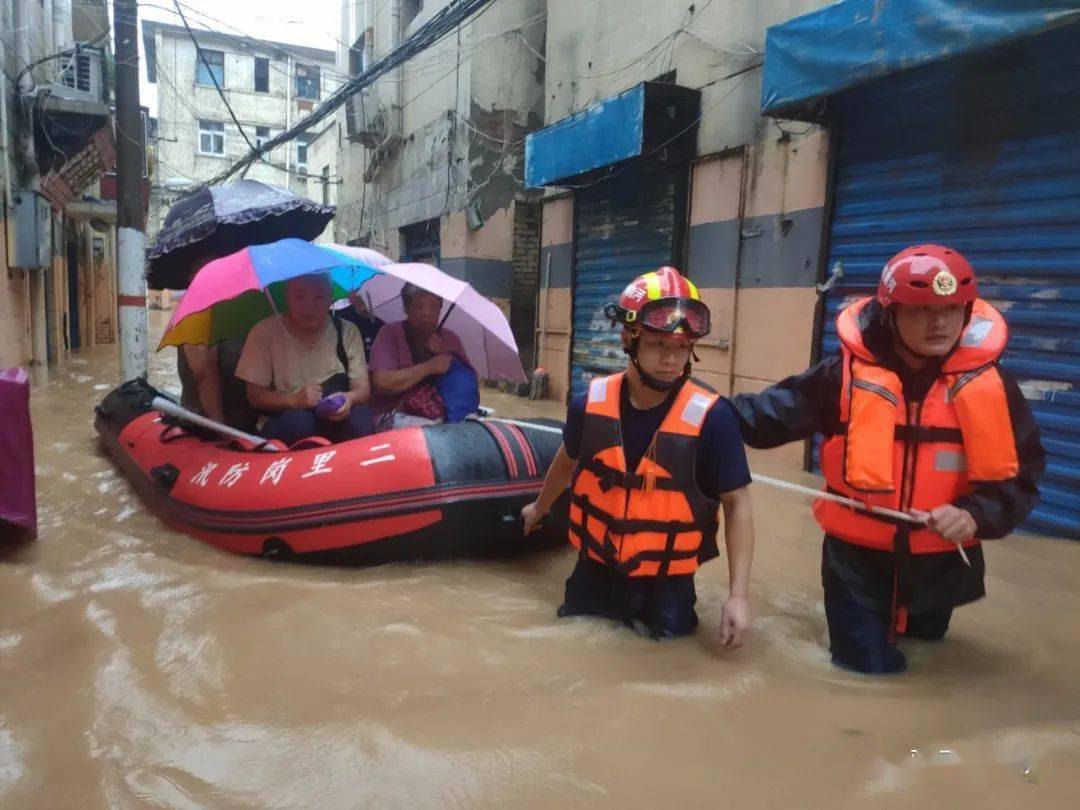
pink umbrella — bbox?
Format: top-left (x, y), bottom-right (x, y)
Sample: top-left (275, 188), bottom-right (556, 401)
top-left (329, 246), bottom-right (526, 382)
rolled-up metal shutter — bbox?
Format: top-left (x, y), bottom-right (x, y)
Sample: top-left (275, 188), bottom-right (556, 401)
top-left (571, 163), bottom-right (685, 399)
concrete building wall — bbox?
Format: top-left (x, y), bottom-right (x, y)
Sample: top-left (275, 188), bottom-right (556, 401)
top-left (535, 0), bottom-right (834, 438)
top-left (151, 28), bottom-right (337, 210)
top-left (0, 226), bottom-right (33, 370)
top-left (337, 0), bottom-right (544, 247)
top-left (440, 207), bottom-right (513, 312)
top-left (685, 150), bottom-right (745, 396)
top-left (2, 0), bottom-right (110, 373)
top-left (45, 243), bottom-right (69, 365)
top-left (72, 0), bottom-right (109, 43)
top-left (733, 129), bottom-right (829, 389)
top-left (1, 0), bottom-right (31, 370)
top-left (305, 121), bottom-right (340, 243)
top-left (536, 195), bottom-right (573, 403)
top-left (94, 229), bottom-right (116, 344)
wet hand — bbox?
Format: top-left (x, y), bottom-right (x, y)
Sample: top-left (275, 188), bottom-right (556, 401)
top-left (293, 385), bottom-right (322, 409)
top-left (426, 333), bottom-right (445, 355)
top-left (926, 505), bottom-right (977, 544)
top-left (719, 594), bottom-right (750, 650)
top-left (427, 353), bottom-right (453, 375)
top-left (327, 395), bottom-right (352, 422)
top-left (521, 501), bottom-right (544, 535)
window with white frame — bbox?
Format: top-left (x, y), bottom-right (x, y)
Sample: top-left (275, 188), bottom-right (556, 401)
top-left (198, 120), bottom-right (225, 155)
top-left (255, 125), bottom-right (271, 150)
top-left (196, 48), bottom-right (225, 87)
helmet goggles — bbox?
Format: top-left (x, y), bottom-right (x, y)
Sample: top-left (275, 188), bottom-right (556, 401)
top-left (626, 296), bottom-right (710, 339)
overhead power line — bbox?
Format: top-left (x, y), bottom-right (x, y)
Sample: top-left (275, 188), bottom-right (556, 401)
top-left (173, 2), bottom-right (267, 164)
top-left (196, 0), bottom-right (497, 190)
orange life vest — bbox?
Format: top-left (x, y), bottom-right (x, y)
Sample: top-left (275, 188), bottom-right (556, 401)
top-left (816, 297), bottom-right (1019, 554)
top-left (568, 372), bottom-right (719, 577)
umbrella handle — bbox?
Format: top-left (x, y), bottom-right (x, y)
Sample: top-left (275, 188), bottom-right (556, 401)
top-left (436, 301), bottom-right (457, 332)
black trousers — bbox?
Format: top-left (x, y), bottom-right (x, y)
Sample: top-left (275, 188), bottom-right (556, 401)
top-left (824, 581), bottom-right (952, 674)
top-left (558, 557), bottom-right (699, 638)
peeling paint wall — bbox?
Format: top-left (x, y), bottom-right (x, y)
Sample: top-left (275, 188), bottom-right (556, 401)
top-left (543, 0), bottom-right (832, 152)
top-left (335, 0), bottom-right (545, 255)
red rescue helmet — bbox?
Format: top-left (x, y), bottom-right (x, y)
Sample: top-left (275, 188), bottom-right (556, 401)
top-left (877, 244), bottom-right (978, 308)
top-left (606, 266), bottom-right (711, 339)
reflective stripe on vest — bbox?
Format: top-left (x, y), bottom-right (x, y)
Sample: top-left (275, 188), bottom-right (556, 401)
top-left (569, 372), bottom-right (719, 577)
top-left (817, 298), bottom-right (1018, 554)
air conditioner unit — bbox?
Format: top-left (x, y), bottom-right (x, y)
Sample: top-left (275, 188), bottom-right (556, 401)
top-left (56, 46), bottom-right (106, 103)
top-left (345, 88), bottom-right (389, 148)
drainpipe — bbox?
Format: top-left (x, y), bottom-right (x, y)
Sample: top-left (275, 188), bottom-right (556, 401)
top-left (0, 8), bottom-right (13, 212)
top-left (52, 0), bottom-right (73, 54)
top-left (364, 0), bottom-right (375, 69)
top-left (13, 0), bottom-right (39, 186)
top-left (42, 1), bottom-right (55, 61)
top-left (391, 0), bottom-right (403, 136)
top-left (285, 54), bottom-right (292, 182)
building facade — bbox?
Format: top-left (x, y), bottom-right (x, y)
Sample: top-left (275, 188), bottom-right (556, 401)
top-left (142, 21), bottom-right (339, 236)
top-left (527, 1), bottom-right (1080, 537)
top-left (333, 0), bottom-right (546, 366)
top-left (2, 0), bottom-right (119, 375)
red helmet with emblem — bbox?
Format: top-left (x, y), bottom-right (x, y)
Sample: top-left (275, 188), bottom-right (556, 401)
top-left (877, 244), bottom-right (978, 307)
top-left (606, 266), bottom-right (711, 339)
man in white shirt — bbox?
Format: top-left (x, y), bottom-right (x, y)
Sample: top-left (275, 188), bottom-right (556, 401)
top-left (236, 273), bottom-right (373, 446)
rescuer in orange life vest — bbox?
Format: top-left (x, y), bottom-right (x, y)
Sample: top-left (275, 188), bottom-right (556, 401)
top-left (730, 245), bottom-right (1045, 674)
top-left (522, 267), bottom-right (756, 643)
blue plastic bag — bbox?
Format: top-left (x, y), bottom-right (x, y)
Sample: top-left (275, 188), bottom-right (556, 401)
top-left (436, 357), bottom-right (480, 423)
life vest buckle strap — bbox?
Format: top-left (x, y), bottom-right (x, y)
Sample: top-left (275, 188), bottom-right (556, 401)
top-left (581, 457), bottom-right (681, 493)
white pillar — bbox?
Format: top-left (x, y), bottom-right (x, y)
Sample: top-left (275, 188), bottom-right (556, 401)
top-left (117, 227), bottom-right (147, 380)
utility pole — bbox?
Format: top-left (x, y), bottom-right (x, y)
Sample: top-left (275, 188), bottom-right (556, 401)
top-left (114, 0), bottom-right (148, 380)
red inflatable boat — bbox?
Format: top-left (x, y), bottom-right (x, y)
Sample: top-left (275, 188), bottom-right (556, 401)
top-left (95, 380), bottom-right (567, 565)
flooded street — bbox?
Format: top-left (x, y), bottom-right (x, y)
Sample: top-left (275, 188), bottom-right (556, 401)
top-left (2, 314), bottom-right (1079, 809)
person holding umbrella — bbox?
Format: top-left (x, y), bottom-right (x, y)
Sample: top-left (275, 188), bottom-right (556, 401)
top-left (158, 239), bottom-right (381, 446)
top-left (236, 273), bottom-right (374, 446)
top-left (323, 250), bottom-right (529, 429)
top-left (368, 283), bottom-right (472, 430)
top-left (147, 180), bottom-right (336, 430)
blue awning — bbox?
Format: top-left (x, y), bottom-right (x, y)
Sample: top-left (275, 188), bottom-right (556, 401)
top-left (525, 85), bottom-right (646, 189)
top-left (761, 0), bottom-right (1080, 118)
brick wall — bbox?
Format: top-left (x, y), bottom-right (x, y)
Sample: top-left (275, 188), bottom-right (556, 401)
top-left (511, 200), bottom-right (540, 369)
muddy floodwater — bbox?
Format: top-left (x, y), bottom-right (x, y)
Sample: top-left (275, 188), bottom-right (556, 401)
top-left (2, 313), bottom-right (1079, 808)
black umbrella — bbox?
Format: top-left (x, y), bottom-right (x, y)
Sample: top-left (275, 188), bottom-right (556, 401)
top-left (146, 180), bottom-right (335, 290)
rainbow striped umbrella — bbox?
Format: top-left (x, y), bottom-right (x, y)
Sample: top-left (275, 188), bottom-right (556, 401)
top-left (157, 238), bottom-right (388, 349)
